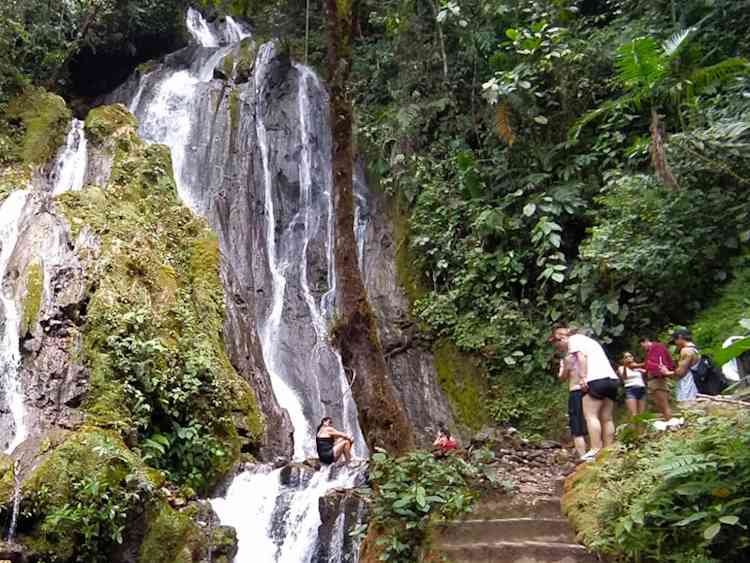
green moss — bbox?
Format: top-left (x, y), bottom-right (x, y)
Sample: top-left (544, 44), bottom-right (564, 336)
top-left (235, 38), bottom-right (256, 83)
top-left (228, 87), bottom-right (241, 135)
top-left (433, 339), bottom-right (489, 431)
top-left (56, 104), bottom-right (263, 492)
top-left (691, 260), bottom-right (750, 356)
top-left (21, 427), bottom-right (160, 560)
top-left (21, 262), bottom-right (43, 335)
top-left (0, 163), bottom-right (32, 204)
top-left (138, 503), bottom-right (196, 563)
top-left (84, 103), bottom-right (138, 147)
top-left (0, 453), bottom-right (15, 503)
top-left (222, 53), bottom-right (235, 79)
top-left (390, 193), bottom-right (428, 305)
top-left (6, 87), bottom-right (71, 165)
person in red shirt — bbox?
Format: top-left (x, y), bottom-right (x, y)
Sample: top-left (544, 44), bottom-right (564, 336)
top-left (639, 336), bottom-right (676, 420)
top-left (433, 424), bottom-right (458, 457)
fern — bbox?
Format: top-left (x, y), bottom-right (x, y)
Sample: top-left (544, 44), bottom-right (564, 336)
top-left (655, 453), bottom-right (718, 481)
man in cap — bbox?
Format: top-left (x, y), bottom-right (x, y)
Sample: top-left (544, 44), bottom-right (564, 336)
top-left (659, 328), bottom-right (700, 403)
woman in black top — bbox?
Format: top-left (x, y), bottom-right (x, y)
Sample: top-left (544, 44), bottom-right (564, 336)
top-left (316, 417), bottom-right (353, 464)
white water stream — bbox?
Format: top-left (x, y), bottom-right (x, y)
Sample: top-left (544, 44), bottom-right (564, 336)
top-left (51, 119), bottom-right (88, 195)
top-left (124, 9), bottom-right (368, 562)
top-left (0, 116), bottom-right (90, 455)
top-left (0, 191), bottom-right (31, 454)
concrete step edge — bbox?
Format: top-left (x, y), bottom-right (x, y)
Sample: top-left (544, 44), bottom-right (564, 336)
top-left (439, 540), bottom-right (589, 551)
top-left (444, 517), bottom-right (568, 526)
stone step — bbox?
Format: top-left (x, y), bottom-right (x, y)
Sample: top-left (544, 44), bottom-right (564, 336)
top-left (438, 540), bottom-right (600, 563)
top-left (439, 518), bottom-right (574, 545)
top-left (470, 496), bottom-right (562, 520)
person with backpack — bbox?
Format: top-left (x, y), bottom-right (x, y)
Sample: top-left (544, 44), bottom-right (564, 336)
top-left (659, 329), bottom-right (700, 402)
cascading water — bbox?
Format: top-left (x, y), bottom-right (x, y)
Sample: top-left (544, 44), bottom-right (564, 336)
top-left (0, 117), bottom-right (90, 455)
top-left (0, 191), bottom-right (31, 454)
top-left (51, 119), bottom-right (88, 195)
top-left (113, 8), bottom-right (368, 562)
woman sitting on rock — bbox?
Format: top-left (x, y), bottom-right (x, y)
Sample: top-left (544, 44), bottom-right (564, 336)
top-left (316, 417), bottom-right (353, 464)
top-left (433, 424), bottom-right (458, 457)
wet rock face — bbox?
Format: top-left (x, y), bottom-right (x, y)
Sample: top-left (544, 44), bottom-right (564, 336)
top-left (105, 36), bottom-right (455, 456)
top-left (315, 489), bottom-right (368, 563)
top-left (105, 45), bottom-right (296, 460)
top-left (0, 192), bottom-right (92, 448)
top-left (354, 173), bottom-right (456, 447)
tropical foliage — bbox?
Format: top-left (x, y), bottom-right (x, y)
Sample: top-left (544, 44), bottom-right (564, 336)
top-left (564, 410), bottom-right (750, 562)
top-left (368, 450), bottom-right (479, 562)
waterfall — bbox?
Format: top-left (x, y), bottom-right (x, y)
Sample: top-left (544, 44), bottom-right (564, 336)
top-left (224, 16), bottom-right (251, 43)
top-left (112, 8), bottom-right (368, 562)
top-left (51, 119), bottom-right (88, 195)
top-left (0, 192), bottom-right (31, 454)
top-left (186, 7), bottom-right (220, 48)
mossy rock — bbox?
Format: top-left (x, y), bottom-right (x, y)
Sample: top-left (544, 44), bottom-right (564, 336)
top-left (0, 453), bottom-right (15, 504)
top-left (57, 105), bottom-right (264, 491)
top-left (138, 503), bottom-right (197, 563)
top-left (19, 427), bottom-right (162, 560)
top-left (235, 38), bottom-right (257, 83)
top-left (390, 193), bottom-right (429, 305)
top-left (84, 103), bottom-right (138, 147)
top-left (6, 86), bottom-right (71, 165)
top-left (0, 163), bottom-right (33, 204)
top-left (21, 262), bottom-right (43, 336)
top-left (433, 339), bottom-right (489, 432)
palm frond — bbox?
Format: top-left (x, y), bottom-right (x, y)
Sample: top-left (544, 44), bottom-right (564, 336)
top-left (569, 91), bottom-right (644, 140)
top-left (688, 57), bottom-right (750, 93)
top-left (663, 27), bottom-right (696, 58)
top-left (616, 37), bottom-right (666, 90)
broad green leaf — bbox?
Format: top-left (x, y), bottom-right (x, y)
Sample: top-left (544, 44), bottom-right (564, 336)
top-left (704, 522), bottom-right (721, 540)
top-left (719, 515), bottom-right (739, 525)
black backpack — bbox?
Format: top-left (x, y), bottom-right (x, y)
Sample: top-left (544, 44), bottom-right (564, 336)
top-left (691, 355), bottom-right (729, 396)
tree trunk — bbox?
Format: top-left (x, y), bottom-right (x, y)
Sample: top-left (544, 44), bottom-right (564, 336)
top-left (426, 0), bottom-right (449, 83)
top-left (650, 109), bottom-right (679, 190)
top-left (325, 0), bottom-right (414, 455)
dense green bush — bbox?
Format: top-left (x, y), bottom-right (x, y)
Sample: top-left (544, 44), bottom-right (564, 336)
top-left (564, 411), bottom-right (750, 562)
top-left (369, 450), bottom-right (478, 562)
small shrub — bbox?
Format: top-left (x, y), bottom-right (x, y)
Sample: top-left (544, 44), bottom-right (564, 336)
top-left (369, 450), bottom-right (478, 562)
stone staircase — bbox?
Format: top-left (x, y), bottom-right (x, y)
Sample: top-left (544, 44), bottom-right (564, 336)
top-left (433, 491), bottom-right (599, 563)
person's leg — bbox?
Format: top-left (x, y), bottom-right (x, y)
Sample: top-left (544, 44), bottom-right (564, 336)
top-left (652, 389), bottom-right (672, 420)
top-left (573, 436), bottom-right (587, 457)
top-left (637, 397), bottom-right (647, 415)
top-left (582, 394), bottom-right (603, 451)
top-left (600, 398), bottom-right (615, 448)
top-left (333, 439), bottom-right (352, 462)
top-left (625, 397), bottom-right (638, 417)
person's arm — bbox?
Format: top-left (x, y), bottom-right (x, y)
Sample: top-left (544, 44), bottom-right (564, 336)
top-left (575, 351), bottom-right (588, 389)
top-left (617, 366), bottom-right (626, 382)
top-left (661, 348), bottom-right (695, 378)
top-left (327, 428), bottom-right (353, 441)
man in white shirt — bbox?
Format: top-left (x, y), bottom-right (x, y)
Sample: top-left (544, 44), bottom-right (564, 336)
top-left (550, 324), bottom-right (619, 461)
